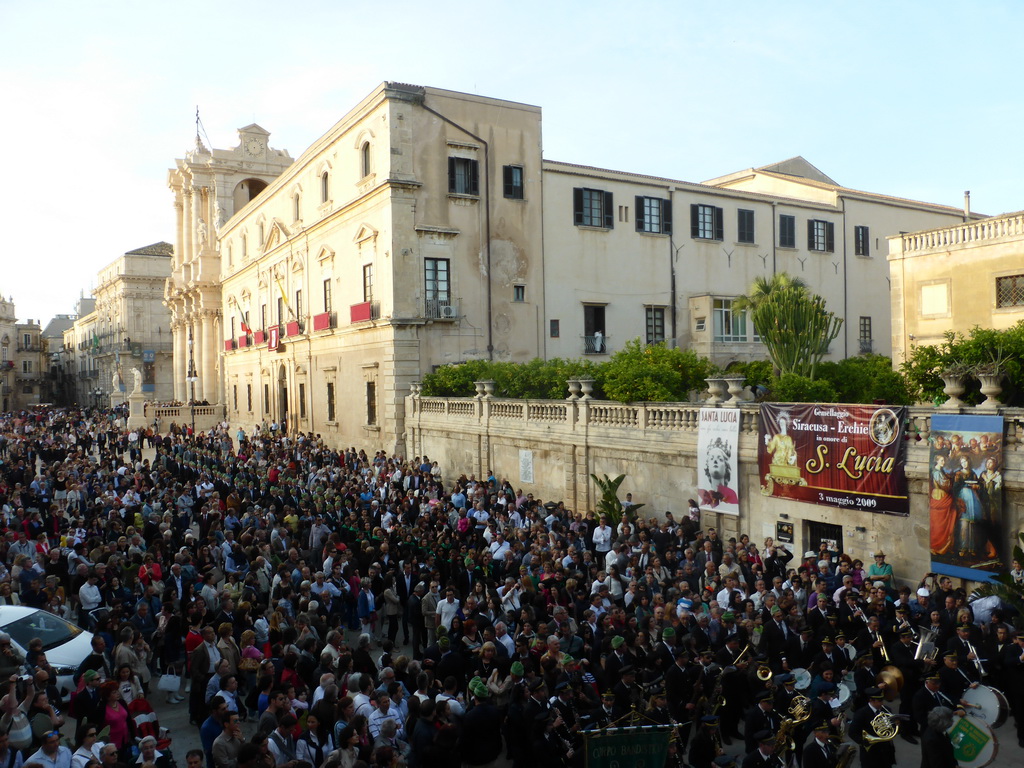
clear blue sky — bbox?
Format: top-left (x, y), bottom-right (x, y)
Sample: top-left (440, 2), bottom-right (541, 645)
top-left (2, 0), bottom-right (1020, 325)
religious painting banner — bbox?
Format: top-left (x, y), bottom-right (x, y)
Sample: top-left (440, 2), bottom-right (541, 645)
top-left (697, 407), bottom-right (741, 516)
top-left (758, 403), bottom-right (908, 515)
top-left (929, 413), bottom-right (1004, 582)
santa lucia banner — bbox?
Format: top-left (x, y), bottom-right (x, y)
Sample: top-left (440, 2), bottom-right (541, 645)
top-left (697, 407), bottom-right (741, 516)
top-left (757, 403), bottom-right (909, 516)
top-left (929, 413), bottom-right (1005, 582)
top-left (584, 725), bottom-right (673, 768)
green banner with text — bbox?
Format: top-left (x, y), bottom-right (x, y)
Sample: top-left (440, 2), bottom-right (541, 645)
top-left (584, 727), bottom-right (672, 768)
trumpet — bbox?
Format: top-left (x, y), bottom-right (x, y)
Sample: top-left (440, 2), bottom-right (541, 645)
top-left (876, 631), bottom-right (891, 664)
top-left (966, 640), bottom-right (987, 677)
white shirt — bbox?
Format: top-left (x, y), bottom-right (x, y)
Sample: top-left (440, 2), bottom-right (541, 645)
top-left (79, 582), bottom-right (102, 610)
top-left (593, 525), bottom-right (612, 553)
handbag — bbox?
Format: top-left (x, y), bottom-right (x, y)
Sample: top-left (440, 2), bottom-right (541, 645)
top-left (157, 673), bottom-right (181, 692)
top-left (239, 657), bottom-right (260, 672)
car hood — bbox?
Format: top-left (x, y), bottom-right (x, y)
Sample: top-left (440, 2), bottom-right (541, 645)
top-left (44, 629), bottom-right (95, 670)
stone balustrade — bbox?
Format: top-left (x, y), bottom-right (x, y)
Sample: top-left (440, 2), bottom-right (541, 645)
top-left (898, 212), bottom-right (1024, 254)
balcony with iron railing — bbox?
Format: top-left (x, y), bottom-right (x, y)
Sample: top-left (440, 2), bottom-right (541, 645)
top-left (859, 338), bottom-right (874, 355)
top-left (582, 335), bottom-right (610, 355)
top-left (348, 302), bottom-right (381, 324)
top-left (425, 298), bottom-right (459, 320)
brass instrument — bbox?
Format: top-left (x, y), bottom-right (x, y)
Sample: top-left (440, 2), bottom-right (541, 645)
top-left (862, 709), bottom-right (899, 750)
top-left (877, 631), bottom-right (891, 664)
top-left (757, 663), bottom-right (774, 682)
top-left (876, 666), bottom-right (904, 702)
top-left (966, 639), bottom-right (987, 677)
top-left (914, 627), bottom-right (939, 662)
top-left (835, 743), bottom-right (858, 768)
top-left (788, 693), bottom-right (811, 724)
top-left (772, 715), bottom-right (797, 758)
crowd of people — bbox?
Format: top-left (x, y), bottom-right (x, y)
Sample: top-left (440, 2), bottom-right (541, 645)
top-left (0, 406), bottom-right (1020, 768)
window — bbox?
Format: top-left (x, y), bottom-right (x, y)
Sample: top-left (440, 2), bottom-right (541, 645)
top-left (244, 312), bottom-right (251, 340)
top-left (366, 381), bottom-right (377, 425)
top-left (233, 385), bottom-right (238, 411)
top-left (855, 225), bottom-right (870, 257)
top-left (263, 384), bottom-right (270, 413)
top-left (361, 142), bottom-right (371, 178)
top-left (261, 304), bottom-right (267, 332)
top-left (573, 188), bottom-right (613, 228)
top-left (550, 319), bottom-right (560, 338)
top-left (247, 384), bottom-right (252, 412)
top-left (293, 194), bottom-right (300, 221)
top-left (323, 279), bottom-right (332, 313)
top-left (241, 235), bottom-right (247, 259)
top-left (299, 383), bottom-right (306, 419)
top-left (320, 172), bottom-right (330, 203)
top-left (713, 299), bottom-right (748, 343)
top-left (690, 204), bottom-right (724, 240)
top-left (277, 297), bottom-right (285, 326)
top-left (583, 305), bottom-right (606, 353)
top-left (326, 382), bottom-right (336, 422)
top-left (22, 334), bottom-right (31, 348)
top-left (425, 258), bottom-right (450, 303)
top-left (22, 384), bottom-right (31, 395)
top-left (859, 316), bottom-right (873, 354)
top-left (503, 165), bottom-right (523, 199)
top-left (230, 317), bottom-right (236, 342)
top-left (645, 307), bottom-right (666, 345)
top-left (513, 285), bottom-right (526, 303)
top-left (363, 264), bottom-right (374, 302)
top-left (295, 290), bottom-right (302, 320)
top-left (448, 157), bottom-right (479, 195)
top-left (21, 361), bottom-right (31, 373)
top-left (636, 197), bottom-right (672, 234)
top-left (996, 274), bottom-right (1024, 308)
top-left (808, 219), bottom-right (835, 252)
top-left (779, 214), bottom-right (796, 248)
top-left (257, 222), bottom-right (264, 247)
top-left (737, 209), bottom-right (755, 244)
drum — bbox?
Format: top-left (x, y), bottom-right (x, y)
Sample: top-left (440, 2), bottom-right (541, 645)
top-left (961, 685), bottom-right (1009, 729)
top-left (947, 714), bottom-right (997, 768)
top-left (793, 668), bottom-right (812, 690)
top-left (834, 682), bottom-right (851, 708)
top-left (843, 669), bottom-right (857, 691)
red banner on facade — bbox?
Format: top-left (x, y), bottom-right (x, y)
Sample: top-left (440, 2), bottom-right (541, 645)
top-left (758, 403), bottom-right (909, 516)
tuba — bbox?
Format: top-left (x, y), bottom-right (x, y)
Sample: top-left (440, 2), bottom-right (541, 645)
top-left (914, 626), bottom-right (939, 662)
top-left (835, 743), bottom-right (858, 768)
top-left (862, 709), bottom-right (899, 749)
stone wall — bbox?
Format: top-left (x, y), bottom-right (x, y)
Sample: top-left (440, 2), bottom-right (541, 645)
top-left (405, 394), bottom-right (1024, 588)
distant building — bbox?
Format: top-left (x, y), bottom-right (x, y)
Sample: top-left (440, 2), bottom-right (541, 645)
top-left (66, 243), bottom-right (175, 405)
top-left (0, 297), bottom-right (45, 412)
top-left (888, 209), bottom-right (1024, 364)
top-left (40, 314), bottom-right (76, 406)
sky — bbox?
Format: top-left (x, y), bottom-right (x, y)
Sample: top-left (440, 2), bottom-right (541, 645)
top-left (2, 0), bottom-right (1022, 325)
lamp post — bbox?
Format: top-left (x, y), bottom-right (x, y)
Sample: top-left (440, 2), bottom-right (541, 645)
top-left (186, 326), bottom-right (198, 436)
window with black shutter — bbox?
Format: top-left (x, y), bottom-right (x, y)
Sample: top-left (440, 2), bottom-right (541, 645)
top-left (448, 157), bottom-right (479, 195)
top-left (808, 220), bottom-right (835, 252)
top-left (738, 209), bottom-right (755, 243)
top-left (855, 225), bottom-right (870, 256)
top-left (636, 197), bottom-right (672, 234)
top-left (691, 204), bottom-right (723, 240)
top-left (573, 188), bottom-right (613, 229)
top-left (779, 214), bottom-right (796, 248)
top-left (503, 165), bottom-right (524, 199)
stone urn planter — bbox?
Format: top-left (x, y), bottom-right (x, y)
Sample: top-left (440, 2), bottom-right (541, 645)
top-left (578, 378), bottom-right (595, 400)
top-left (939, 374), bottom-right (967, 409)
top-left (724, 376), bottom-right (747, 406)
top-left (977, 373), bottom-right (1003, 409)
top-left (473, 381), bottom-right (487, 399)
top-left (481, 380), bottom-right (496, 399)
top-left (566, 379), bottom-right (581, 401)
top-left (705, 377), bottom-right (728, 405)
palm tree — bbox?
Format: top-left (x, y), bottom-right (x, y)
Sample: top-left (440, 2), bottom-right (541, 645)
top-left (733, 273), bottom-right (809, 315)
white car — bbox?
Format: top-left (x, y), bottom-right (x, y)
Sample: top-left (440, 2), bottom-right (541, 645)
top-left (0, 606), bottom-right (94, 700)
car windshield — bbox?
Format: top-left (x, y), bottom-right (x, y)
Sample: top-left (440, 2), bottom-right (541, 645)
top-left (1, 612), bottom-right (82, 651)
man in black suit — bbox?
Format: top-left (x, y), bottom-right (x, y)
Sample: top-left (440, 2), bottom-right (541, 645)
top-left (743, 690), bottom-right (779, 755)
top-left (802, 721), bottom-right (837, 768)
top-left (740, 730), bottom-right (779, 768)
top-left (809, 637), bottom-right (848, 679)
top-left (407, 582), bottom-right (425, 659)
top-left (395, 561), bottom-right (416, 644)
top-left (761, 606), bottom-right (794, 670)
top-left (688, 715), bottom-right (722, 768)
top-left (849, 687), bottom-right (896, 768)
top-left (911, 674), bottom-right (959, 734)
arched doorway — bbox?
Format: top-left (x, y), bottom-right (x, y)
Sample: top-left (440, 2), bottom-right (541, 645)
top-left (278, 364), bottom-right (288, 432)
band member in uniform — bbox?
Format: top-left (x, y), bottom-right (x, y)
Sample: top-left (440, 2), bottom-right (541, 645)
top-left (773, 673), bottom-right (798, 714)
top-left (911, 674), bottom-right (960, 735)
top-left (810, 637), bottom-right (848, 679)
top-left (690, 715), bottom-right (724, 768)
top-left (666, 648), bottom-right (698, 749)
top-left (944, 623), bottom-right (978, 669)
top-left (849, 687), bottom-right (897, 768)
top-left (741, 730), bottom-right (779, 768)
top-left (1006, 631), bottom-right (1024, 748)
top-left (591, 690), bottom-right (617, 729)
top-left (716, 635), bottom-right (749, 744)
top-left (938, 650), bottom-right (978, 705)
top-left (612, 665), bottom-right (643, 720)
top-left (743, 690), bottom-right (779, 755)
top-left (889, 626), bottom-right (932, 742)
top-left (802, 721), bottom-right (837, 768)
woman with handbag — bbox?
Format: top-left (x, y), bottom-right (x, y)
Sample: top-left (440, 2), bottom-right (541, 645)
top-left (158, 603), bottom-right (185, 704)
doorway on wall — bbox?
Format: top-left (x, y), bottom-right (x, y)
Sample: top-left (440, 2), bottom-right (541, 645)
top-left (806, 521), bottom-right (843, 557)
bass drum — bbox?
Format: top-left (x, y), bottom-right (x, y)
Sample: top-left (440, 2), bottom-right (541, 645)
top-left (834, 681), bottom-right (851, 708)
top-left (961, 685), bottom-right (1009, 729)
top-left (792, 668), bottom-right (812, 690)
top-left (947, 715), bottom-right (997, 768)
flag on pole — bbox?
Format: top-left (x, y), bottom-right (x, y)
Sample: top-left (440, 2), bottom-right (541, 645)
top-left (275, 277), bottom-right (293, 319)
top-left (92, 331), bottom-right (99, 351)
top-left (239, 310), bottom-right (252, 336)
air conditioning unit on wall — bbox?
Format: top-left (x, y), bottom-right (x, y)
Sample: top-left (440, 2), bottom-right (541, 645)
top-left (440, 305), bottom-right (457, 319)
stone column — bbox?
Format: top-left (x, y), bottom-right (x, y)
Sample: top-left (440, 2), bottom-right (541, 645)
top-left (182, 190), bottom-right (194, 264)
top-left (190, 188), bottom-right (201, 263)
top-left (174, 201), bottom-right (184, 268)
top-left (215, 312), bottom-right (224, 406)
top-left (201, 311), bottom-right (216, 403)
top-left (173, 321), bottom-right (186, 402)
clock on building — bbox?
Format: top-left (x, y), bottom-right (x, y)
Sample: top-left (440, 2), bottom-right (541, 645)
top-left (244, 138), bottom-right (265, 157)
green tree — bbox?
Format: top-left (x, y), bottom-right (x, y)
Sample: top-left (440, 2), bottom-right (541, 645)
top-left (733, 273), bottom-right (809, 316)
top-left (601, 339), bottom-right (715, 402)
top-left (748, 280), bottom-right (843, 379)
